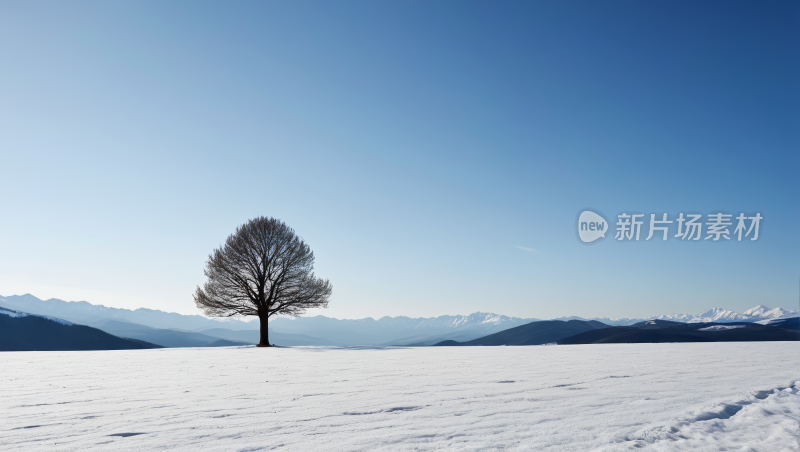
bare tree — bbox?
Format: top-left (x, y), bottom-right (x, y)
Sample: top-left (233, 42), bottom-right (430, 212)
top-left (194, 217), bottom-right (332, 347)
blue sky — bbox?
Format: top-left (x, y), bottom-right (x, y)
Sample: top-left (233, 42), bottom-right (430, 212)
top-left (0, 0), bottom-right (797, 319)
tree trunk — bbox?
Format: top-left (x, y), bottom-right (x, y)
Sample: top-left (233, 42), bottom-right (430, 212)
top-left (257, 315), bottom-right (271, 347)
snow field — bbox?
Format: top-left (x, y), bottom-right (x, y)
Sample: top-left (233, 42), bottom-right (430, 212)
top-left (1, 342), bottom-right (798, 451)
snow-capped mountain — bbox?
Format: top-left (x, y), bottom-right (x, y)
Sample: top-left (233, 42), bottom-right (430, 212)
top-left (688, 308), bottom-right (748, 323)
top-left (380, 312), bottom-right (536, 332)
top-left (743, 305), bottom-right (772, 317)
top-left (554, 315), bottom-right (646, 326)
top-left (648, 312), bottom-right (695, 322)
top-left (691, 306), bottom-right (799, 323)
top-left (758, 307), bottom-right (797, 319)
top-left (646, 305), bottom-right (799, 324)
top-left (560, 305), bottom-right (798, 326)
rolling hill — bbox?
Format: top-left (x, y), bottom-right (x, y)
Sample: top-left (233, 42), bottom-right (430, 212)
top-left (87, 319), bottom-right (329, 347)
top-left (433, 320), bottom-right (608, 346)
top-left (0, 307), bottom-right (162, 351)
top-left (87, 319), bottom-right (249, 348)
top-left (557, 320), bottom-right (799, 344)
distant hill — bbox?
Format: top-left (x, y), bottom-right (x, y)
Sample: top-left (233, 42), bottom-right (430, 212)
top-left (88, 319), bottom-right (239, 348)
top-left (0, 294), bottom-right (259, 331)
top-left (203, 339), bottom-right (251, 347)
top-left (755, 317), bottom-right (800, 330)
top-left (0, 307), bottom-right (162, 351)
top-left (557, 320), bottom-right (799, 344)
top-left (433, 320), bottom-right (608, 346)
top-left (86, 319), bottom-right (331, 347)
top-left (271, 312), bottom-right (542, 346)
top-left (198, 328), bottom-right (333, 346)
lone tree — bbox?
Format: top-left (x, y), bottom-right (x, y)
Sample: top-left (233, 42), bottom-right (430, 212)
top-left (194, 217), bottom-right (332, 347)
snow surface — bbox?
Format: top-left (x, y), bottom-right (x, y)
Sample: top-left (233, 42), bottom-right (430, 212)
top-left (2, 343), bottom-right (798, 451)
top-left (697, 325), bottom-right (746, 331)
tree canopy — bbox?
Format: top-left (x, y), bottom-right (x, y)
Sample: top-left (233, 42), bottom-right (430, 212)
top-left (194, 217), bottom-right (331, 346)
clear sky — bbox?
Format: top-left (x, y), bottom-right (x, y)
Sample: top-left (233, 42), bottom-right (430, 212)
top-left (1, 0), bottom-right (798, 320)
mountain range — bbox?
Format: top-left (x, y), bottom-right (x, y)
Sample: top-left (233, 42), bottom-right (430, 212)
top-left (85, 319), bottom-right (252, 348)
top-left (0, 306), bottom-right (163, 351)
top-left (0, 294), bottom-right (541, 346)
top-left (269, 312), bottom-right (541, 346)
top-left (0, 294), bottom-right (259, 330)
top-left (556, 319), bottom-right (800, 344)
top-left (0, 294), bottom-right (797, 347)
top-left (86, 319), bottom-right (333, 347)
top-left (437, 318), bottom-right (800, 347)
top-left (551, 305), bottom-right (799, 325)
top-left (647, 306), bottom-right (799, 323)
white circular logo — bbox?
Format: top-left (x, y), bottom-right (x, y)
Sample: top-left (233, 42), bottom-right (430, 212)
top-left (577, 210), bottom-right (607, 243)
